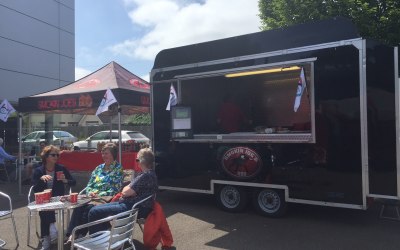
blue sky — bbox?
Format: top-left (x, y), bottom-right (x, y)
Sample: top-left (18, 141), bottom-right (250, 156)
top-left (75, 0), bottom-right (261, 82)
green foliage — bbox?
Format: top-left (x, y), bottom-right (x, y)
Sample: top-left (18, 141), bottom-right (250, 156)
top-left (126, 113), bottom-right (151, 125)
top-left (258, 0), bottom-right (400, 45)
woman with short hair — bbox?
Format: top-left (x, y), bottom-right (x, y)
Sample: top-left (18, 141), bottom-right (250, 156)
top-left (87, 148), bottom-right (158, 234)
top-left (65, 142), bottom-right (123, 242)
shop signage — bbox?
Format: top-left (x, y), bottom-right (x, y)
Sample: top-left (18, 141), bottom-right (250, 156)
top-left (38, 94), bottom-right (93, 110)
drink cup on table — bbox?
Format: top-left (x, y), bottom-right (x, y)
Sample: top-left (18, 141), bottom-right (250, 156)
top-left (35, 192), bottom-right (47, 204)
top-left (44, 189), bottom-right (52, 201)
top-left (70, 193), bottom-right (78, 203)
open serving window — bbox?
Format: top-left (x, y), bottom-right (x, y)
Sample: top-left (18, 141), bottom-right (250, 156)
top-left (173, 59), bottom-right (315, 143)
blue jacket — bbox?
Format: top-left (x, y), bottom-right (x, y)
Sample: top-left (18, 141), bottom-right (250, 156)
top-left (32, 164), bottom-right (76, 196)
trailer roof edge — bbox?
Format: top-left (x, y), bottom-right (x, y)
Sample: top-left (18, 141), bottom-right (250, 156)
top-left (152, 17), bottom-right (360, 70)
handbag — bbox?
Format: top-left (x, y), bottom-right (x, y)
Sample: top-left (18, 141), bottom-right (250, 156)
top-left (88, 195), bottom-right (114, 206)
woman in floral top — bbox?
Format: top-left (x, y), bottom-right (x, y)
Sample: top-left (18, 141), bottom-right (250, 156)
top-left (66, 143), bottom-right (123, 240)
top-left (85, 157), bottom-right (123, 196)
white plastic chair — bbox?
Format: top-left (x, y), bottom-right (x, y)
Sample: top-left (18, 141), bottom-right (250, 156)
top-left (70, 207), bottom-right (139, 250)
top-left (27, 185), bottom-right (40, 245)
top-left (0, 191), bottom-right (19, 247)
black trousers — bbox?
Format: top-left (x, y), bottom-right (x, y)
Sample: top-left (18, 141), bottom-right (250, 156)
top-left (66, 204), bottom-right (95, 236)
top-left (39, 211), bottom-right (56, 237)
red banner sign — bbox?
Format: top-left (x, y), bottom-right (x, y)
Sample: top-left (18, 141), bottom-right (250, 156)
top-left (130, 79), bottom-right (150, 89)
top-left (38, 94), bottom-right (93, 110)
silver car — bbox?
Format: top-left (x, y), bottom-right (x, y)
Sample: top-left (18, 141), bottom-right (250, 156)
top-left (22, 130), bottom-right (77, 153)
top-left (72, 130), bottom-right (150, 150)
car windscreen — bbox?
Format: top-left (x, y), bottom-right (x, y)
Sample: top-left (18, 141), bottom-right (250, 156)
top-left (127, 132), bottom-right (147, 139)
top-left (40, 132), bottom-right (55, 139)
top-left (56, 131), bottom-right (73, 138)
top-left (24, 133), bottom-right (37, 140)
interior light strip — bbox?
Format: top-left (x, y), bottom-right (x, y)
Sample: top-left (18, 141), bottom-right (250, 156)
top-left (225, 66), bottom-right (301, 78)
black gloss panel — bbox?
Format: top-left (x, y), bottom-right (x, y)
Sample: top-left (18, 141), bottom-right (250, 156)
top-left (366, 41), bottom-right (397, 196)
top-left (270, 46), bottom-right (363, 204)
top-left (153, 84), bottom-right (172, 145)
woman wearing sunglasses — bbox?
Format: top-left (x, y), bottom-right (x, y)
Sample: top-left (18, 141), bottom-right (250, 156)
top-left (32, 145), bottom-right (76, 250)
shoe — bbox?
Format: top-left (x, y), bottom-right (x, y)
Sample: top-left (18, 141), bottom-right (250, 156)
top-left (40, 236), bottom-right (51, 250)
top-left (50, 223), bottom-right (58, 242)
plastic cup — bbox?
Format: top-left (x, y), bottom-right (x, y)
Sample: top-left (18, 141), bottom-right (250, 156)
top-left (44, 189), bottom-right (52, 201)
top-left (35, 192), bottom-right (46, 204)
top-left (70, 193), bottom-right (78, 203)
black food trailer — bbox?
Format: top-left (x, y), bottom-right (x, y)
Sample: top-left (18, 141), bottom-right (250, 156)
top-left (150, 17), bottom-right (399, 217)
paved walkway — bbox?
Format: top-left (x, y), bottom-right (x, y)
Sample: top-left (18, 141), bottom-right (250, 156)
top-left (2, 171), bottom-right (400, 250)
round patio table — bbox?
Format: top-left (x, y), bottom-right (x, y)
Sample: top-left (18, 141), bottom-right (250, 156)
top-left (28, 195), bottom-right (91, 250)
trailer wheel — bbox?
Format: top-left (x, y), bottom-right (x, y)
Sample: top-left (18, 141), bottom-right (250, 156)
top-left (216, 185), bottom-right (248, 212)
top-left (252, 189), bottom-right (286, 217)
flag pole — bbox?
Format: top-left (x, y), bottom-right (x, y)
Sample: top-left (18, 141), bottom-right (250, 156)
top-left (18, 113), bottom-right (22, 195)
top-left (118, 105), bottom-right (122, 165)
top-left (303, 67), bottom-right (310, 106)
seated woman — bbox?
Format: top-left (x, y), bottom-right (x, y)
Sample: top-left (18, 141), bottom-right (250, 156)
top-left (66, 142), bottom-right (123, 241)
top-left (87, 148), bottom-right (158, 234)
top-left (32, 145), bottom-right (76, 250)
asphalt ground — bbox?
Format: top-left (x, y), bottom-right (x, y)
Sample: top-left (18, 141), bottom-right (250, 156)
top-left (1, 172), bottom-right (400, 250)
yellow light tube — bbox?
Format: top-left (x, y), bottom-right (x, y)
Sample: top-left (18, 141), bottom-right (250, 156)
top-left (225, 66), bottom-right (301, 78)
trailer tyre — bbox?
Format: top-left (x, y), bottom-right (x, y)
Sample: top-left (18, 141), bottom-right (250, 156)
top-left (216, 185), bottom-right (248, 212)
top-left (252, 189), bottom-right (286, 217)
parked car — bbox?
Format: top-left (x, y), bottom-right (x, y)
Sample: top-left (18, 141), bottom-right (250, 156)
top-left (22, 130), bottom-right (78, 153)
top-left (72, 130), bottom-right (150, 151)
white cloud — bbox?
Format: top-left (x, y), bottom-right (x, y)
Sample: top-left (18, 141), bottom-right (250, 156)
top-left (75, 67), bottom-right (92, 80)
top-left (111, 0), bottom-right (260, 61)
top-left (140, 73), bottom-right (150, 82)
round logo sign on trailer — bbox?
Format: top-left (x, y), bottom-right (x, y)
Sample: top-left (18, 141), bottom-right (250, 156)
top-left (221, 147), bottom-right (263, 180)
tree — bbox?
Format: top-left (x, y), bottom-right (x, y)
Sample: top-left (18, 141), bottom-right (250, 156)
top-left (126, 113), bottom-right (151, 125)
top-left (258, 0), bottom-right (400, 45)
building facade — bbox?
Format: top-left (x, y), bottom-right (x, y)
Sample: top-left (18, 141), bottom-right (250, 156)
top-left (0, 0), bottom-right (75, 151)
top-left (0, 0), bottom-right (75, 103)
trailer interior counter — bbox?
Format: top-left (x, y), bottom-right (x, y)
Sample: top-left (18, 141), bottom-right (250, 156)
top-left (172, 132), bottom-right (312, 143)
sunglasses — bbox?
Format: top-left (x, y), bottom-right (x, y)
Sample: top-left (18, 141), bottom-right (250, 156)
top-left (48, 153), bottom-right (59, 157)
